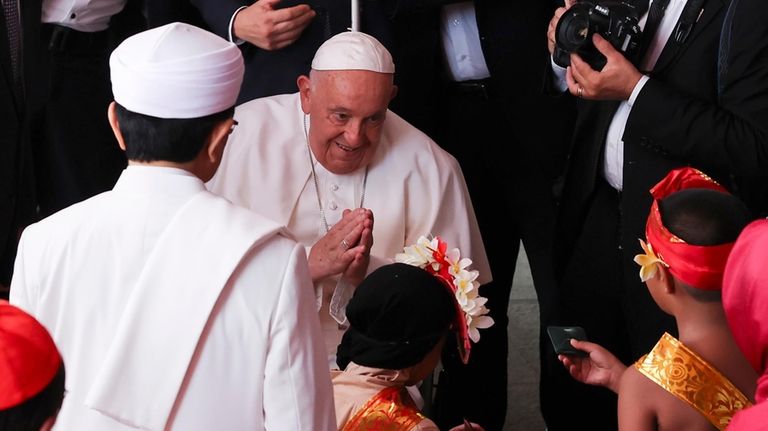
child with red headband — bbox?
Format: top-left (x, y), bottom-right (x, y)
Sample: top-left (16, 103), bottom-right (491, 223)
top-left (0, 301), bottom-right (65, 431)
top-left (558, 167), bottom-right (757, 431)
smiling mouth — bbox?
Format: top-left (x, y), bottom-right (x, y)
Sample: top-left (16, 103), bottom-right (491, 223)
top-left (335, 141), bottom-right (358, 152)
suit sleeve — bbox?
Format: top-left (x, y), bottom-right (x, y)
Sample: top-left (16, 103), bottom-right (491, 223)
top-left (263, 242), bottom-right (336, 430)
top-left (189, 0), bottom-right (247, 39)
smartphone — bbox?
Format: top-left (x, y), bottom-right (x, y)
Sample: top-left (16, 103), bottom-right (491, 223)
top-left (547, 325), bottom-right (588, 357)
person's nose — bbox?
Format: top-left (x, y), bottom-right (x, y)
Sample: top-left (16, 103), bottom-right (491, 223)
top-left (344, 120), bottom-right (365, 146)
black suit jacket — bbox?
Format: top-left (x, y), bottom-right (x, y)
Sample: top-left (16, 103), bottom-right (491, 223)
top-left (0, 0), bottom-right (42, 285)
top-left (191, 0), bottom-right (392, 104)
top-left (388, 0), bottom-right (573, 182)
top-left (713, 0), bottom-right (768, 216)
top-left (556, 0), bottom-right (768, 286)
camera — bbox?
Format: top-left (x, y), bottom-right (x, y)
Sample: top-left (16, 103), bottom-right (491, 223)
top-left (553, 1), bottom-right (642, 71)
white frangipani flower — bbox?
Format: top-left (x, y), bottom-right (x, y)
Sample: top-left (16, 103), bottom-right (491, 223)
top-left (395, 234), bottom-right (494, 357)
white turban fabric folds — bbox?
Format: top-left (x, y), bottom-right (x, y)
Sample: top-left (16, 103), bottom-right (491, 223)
top-left (110, 22), bottom-right (244, 119)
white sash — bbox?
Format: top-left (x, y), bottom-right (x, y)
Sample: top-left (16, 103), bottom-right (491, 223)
top-left (85, 191), bottom-right (284, 430)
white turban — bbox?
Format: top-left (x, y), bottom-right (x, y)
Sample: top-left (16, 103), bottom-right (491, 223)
top-left (110, 22), bottom-right (244, 119)
top-left (311, 31), bottom-right (395, 73)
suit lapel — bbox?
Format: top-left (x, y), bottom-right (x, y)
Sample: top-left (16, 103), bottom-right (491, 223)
top-left (653, 0), bottom-right (728, 73)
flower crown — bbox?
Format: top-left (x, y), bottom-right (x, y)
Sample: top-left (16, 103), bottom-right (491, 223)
top-left (395, 235), bottom-right (494, 364)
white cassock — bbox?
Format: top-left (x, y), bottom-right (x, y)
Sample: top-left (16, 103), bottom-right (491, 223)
top-left (207, 93), bottom-right (491, 362)
top-left (10, 166), bottom-right (335, 431)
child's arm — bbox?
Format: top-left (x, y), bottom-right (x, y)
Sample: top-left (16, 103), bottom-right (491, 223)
top-left (558, 339), bottom-right (627, 393)
top-left (618, 367), bottom-right (657, 431)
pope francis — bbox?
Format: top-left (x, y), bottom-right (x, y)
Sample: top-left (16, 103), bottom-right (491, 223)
top-left (10, 23), bottom-right (335, 430)
top-left (207, 31), bottom-right (491, 364)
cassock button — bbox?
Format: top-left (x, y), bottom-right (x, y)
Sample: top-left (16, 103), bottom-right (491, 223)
top-left (331, 184), bottom-right (339, 191)
top-left (329, 201), bottom-right (338, 210)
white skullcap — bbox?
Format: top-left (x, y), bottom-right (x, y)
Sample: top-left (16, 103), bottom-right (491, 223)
top-left (110, 22), bottom-right (244, 119)
top-left (311, 31), bottom-right (395, 73)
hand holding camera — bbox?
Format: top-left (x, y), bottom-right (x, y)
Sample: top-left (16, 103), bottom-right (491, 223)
top-left (565, 33), bottom-right (644, 101)
top-left (553, 1), bottom-right (643, 71)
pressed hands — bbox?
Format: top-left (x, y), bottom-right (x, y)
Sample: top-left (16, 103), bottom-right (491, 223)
top-left (308, 208), bottom-right (374, 286)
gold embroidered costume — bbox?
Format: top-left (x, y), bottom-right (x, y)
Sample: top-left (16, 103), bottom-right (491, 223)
top-left (635, 332), bottom-right (752, 430)
top-left (342, 386), bottom-right (425, 431)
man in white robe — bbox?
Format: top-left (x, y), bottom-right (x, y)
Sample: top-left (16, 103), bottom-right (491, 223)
top-left (10, 22), bottom-right (335, 431)
top-left (207, 31), bottom-right (491, 363)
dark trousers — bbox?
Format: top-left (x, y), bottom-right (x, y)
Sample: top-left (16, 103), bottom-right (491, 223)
top-left (430, 78), bottom-right (562, 431)
top-left (33, 24), bottom-right (126, 217)
top-left (543, 179), bottom-right (676, 430)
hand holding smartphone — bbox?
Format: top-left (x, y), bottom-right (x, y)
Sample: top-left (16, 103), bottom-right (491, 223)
top-left (547, 325), bottom-right (589, 357)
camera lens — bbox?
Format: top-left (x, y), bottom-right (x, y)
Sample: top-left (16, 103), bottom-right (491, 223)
top-left (555, 5), bottom-right (592, 52)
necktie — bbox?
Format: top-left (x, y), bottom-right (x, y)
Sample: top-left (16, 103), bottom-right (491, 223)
top-left (2, 0), bottom-right (21, 86)
top-left (638, 0), bottom-right (671, 62)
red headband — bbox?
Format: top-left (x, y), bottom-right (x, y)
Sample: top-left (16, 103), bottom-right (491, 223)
top-left (0, 301), bottom-right (62, 409)
top-left (645, 167), bottom-right (734, 291)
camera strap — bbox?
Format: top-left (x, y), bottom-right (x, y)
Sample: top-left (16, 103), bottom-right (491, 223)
top-left (673, 0), bottom-right (706, 45)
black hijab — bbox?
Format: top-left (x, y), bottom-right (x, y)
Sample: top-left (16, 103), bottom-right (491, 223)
top-left (336, 263), bottom-right (456, 370)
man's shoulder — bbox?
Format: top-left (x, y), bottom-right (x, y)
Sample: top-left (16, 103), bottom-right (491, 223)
top-left (380, 111), bottom-right (459, 169)
top-left (22, 191), bottom-right (113, 240)
top-left (222, 93), bottom-right (300, 159)
top-left (235, 93), bottom-right (298, 118)
top-left (198, 191), bottom-right (290, 237)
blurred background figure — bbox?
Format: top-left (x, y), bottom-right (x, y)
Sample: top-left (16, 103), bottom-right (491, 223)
top-left (32, 0), bottom-right (148, 218)
top-left (385, 2), bottom-right (575, 429)
top-left (0, 0), bottom-right (43, 298)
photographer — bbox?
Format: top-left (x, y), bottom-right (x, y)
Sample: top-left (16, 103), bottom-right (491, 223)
top-left (543, 0), bottom-right (768, 429)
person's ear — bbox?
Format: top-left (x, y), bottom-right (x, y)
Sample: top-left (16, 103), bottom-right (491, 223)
top-left (205, 118), bottom-right (234, 164)
top-left (390, 84), bottom-right (399, 102)
top-left (297, 74), bottom-right (312, 114)
top-left (656, 265), bottom-right (675, 294)
top-left (107, 102), bottom-right (127, 152)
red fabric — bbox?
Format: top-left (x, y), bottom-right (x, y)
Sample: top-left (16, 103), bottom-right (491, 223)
top-left (645, 167), bottom-right (733, 290)
top-left (723, 219), bottom-right (768, 409)
top-left (727, 403), bottom-right (768, 431)
top-left (649, 167), bottom-right (729, 199)
top-left (0, 301), bottom-right (62, 409)
top-left (426, 237), bottom-right (471, 364)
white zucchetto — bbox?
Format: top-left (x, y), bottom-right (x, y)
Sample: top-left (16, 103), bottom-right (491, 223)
top-left (311, 31), bottom-right (395, 73)
top-left (110, 22), bottom-right (244, 119)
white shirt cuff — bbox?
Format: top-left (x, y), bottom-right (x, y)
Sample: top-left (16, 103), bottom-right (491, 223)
top-left (229, 6), bottom-right (248, 45)
top-left (550, 56), bottom-right (569, 93)
top-left (628, 75), bottom-right (650, 107)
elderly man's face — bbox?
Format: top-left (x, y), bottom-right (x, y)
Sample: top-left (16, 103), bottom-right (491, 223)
top-left (298, 69), bottom-right (396, 175)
